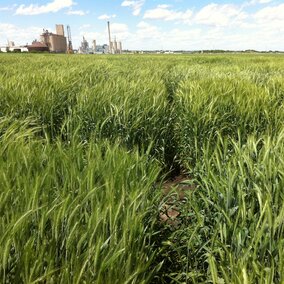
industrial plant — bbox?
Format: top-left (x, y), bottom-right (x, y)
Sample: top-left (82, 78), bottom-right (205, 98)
top-left (0, 22), bottom-right (123, 55)
top-left (26, 24), bottom-right (69, 53)
top-left (107, 21), bottom-right (123, 54)
top-left (78, 22), bottom-right (122, 54)
top-left (78, 37), bottom-right (110, 54)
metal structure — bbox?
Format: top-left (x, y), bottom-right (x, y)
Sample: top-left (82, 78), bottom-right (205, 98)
top-left (67, 25), bottom-right (73, 54)
top-left (107, 21), bottom-right (113, 54)
top-left (79, 36), bottom-right (89, 54)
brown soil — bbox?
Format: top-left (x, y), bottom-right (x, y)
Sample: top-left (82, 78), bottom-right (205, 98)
top-left (159, 174), bottom-right (196, 227)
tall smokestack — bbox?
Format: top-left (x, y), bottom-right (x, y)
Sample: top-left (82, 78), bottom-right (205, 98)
top-left (118, 42), bottom-right (122, 54)
top-left (114, 37), bottom-right (118, 54)
top-left (107, 21), bottom-right (112, 54)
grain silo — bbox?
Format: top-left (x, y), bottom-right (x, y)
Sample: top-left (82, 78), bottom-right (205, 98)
top-left (114, 38), bottom-right (118, 53)
top-left (49, 34), bottom-right (67, 53)
top-left (118, 42), bottom-right (122, 54)
top-left (40, 25), bottom-right (67, 53)
top-left (56, 24), bottom-right (65, 36)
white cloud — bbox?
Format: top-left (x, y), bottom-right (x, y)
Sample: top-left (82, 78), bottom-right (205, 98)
top-left (144, 5), bottom-right (192, 24)
top-left (0, 4), bottom-right (18, 12)
top-left (136, 21), bottom-right (152, 29)
top-left (2, 1), bottom-right (284, 51)
top-left (109, 23), bottom-right (130, 41)
top-left (98, 14), bottom-right (116, 20)
top-left (77, 23), bottom-right (130, 47)
top-left (77, 32), bottom-right (103, 43)
top-left (110, 23), bottom-right (129, 34)
top-left (15, 0), bottom-right (74, 15)
top-left (79, 24), bottom-right (91, 30)
top-left (252, 3), bottom-right (284, 35)
top-left (0, 7), bottom-right (10, 11)
top-left (121, 0), bottom-right (145, 16)
top-left (66, 9), bottom-right (87, 16)
top-left (254, 3), bottom-right (284, 21)
top-left (247, 0), bottom-right (273, 5)
top-left (136, 21), bottom-right (160, 39)
top-left (194, 4), bottom-right (246, 27)
top-left (0, 23), bottom-right (44, 45)
top-left (126, 24), bottom-right (203, 50)
top-left (257, 0), bottom-right (273, 3)
top-left (126, 2), bottom-right (284, 51)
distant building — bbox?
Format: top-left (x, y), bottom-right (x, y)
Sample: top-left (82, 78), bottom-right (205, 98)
top-left (94, 44), bottom-right (109, 54)
top-left (0, 47), bottom-right (8, 52)
top-left (79, 36), bottom-right (89, 54)
top-left (56, 24), bottom-right (65, 36)
top-left (9, 46), bottom-right (28, 52)
top-left (109, 39), bottom-right (122, 54)
top-left (0, 24), bottom-right (67, 53)
top-left (27, 41), bottom-right (49, 52)
top-left (0, 44), bottom-right (28, 52)
top-left (78, 37), bottom-right (110, 54)
top-left (40, 25), bottom-right (67, 53)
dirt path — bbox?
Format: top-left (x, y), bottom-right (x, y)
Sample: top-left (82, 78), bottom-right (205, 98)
top-left (160, 175), bottom-right (195, 226)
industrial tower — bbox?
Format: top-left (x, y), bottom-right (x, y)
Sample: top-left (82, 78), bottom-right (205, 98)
top-left (67, 25), bottom-right (73, 54)
top-left (107, 21), bottom-right (112, 54)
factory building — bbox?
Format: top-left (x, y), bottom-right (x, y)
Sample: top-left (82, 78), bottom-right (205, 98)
top-left (40, 25), bottom-right (67, 53)
top-left (78, 37), bottom-right (110, 54)
top-left (9, 46), bottom-right (28, 52)
top-left (1, 24), bottom-right (68, 53)
top-left (27, 41), bottom-right (49, 52)
top-left (77, 22), bottom-right (123, 54)
top-left (108, 40), bottom-right (122, 54)
top-left (94, 44), bottom-right (109, 54)
top-left (78, 36), bottom-right (89, 54)
top-left (0, 41), bottom-right (28, 52)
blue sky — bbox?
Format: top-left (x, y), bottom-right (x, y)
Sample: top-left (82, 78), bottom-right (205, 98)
top-left (0, 0), bottom-right (283, 50)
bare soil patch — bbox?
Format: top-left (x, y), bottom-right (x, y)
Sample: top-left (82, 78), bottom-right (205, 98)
top-left (160, 174), bottom-right (195, 227)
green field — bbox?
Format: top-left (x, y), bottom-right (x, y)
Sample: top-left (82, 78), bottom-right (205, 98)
top-left (0, 53), bottom-right (284, 283)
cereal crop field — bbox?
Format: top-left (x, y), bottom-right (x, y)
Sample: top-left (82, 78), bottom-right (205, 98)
top-left (0, 53), bottom-right (284, 283)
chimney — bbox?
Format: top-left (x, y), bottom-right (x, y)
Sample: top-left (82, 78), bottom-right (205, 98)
top-left (118, 42), bottom-right (122, 54)
top-left (107, 21), bottom-right (112, 54)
